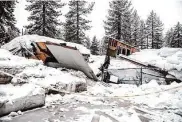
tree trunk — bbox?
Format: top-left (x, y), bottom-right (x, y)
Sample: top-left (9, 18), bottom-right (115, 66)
top-left (151, 17), bottom-right (154, 48)
top-left (117, 13), bottom-right (121, 40)
top-left (147, 35), bottom-right (149, 49)
top-left (76, 1), bottom-right (79, 43)
top-left (178, 26), bottom-right (180, 48)
top-left (42, 2), bottom-right (45, 36)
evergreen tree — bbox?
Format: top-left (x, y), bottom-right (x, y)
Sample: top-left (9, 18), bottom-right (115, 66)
top-left (64, 1), bottom-right (94, 44)
top-left (0, 1), bottom-right (19, 45)
top-left (164, 28), bottom-right (174, 47)
top-left (131, 10), bottom-right (140, 46)
top-left (104, 0), bottom-right (133, 43)
top-left (82, 36), bottom-right (91, 49)
top-left (90, 36), bottom-right (99, 55)
top-left (146, 10), bottom-right (164, 49)
top-left (25, 1), bottom-right (64, 38)
top-left (100, 36), bottom-right (109, 55)
top-left (138, 20), bottom-right (148, 49)
top-left (55, 27), bottom-right (65, 40)
top-left (171, 22), bottom-right (182, 48)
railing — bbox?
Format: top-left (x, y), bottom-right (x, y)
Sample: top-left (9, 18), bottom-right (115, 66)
top-left (107, 67), bottom-right (165, 86)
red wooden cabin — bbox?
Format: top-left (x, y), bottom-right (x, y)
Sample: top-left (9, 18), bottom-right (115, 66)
top-left (107, 38), bottom-right (139, 57)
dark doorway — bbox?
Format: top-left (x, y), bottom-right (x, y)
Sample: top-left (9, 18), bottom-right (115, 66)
top-left (122, 48), bottom-right (126, 55)
top-left (127, 49), bottom-right (130, 56)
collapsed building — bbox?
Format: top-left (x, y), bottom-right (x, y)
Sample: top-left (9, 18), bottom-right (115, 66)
top-left (2, 35), bottom-right (97, 81)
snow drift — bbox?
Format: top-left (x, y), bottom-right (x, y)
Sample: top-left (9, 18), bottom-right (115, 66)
top-left (0, 48), bottom-right (87, 116)
top-left (130, 48), bottom-right (182, 81)
top-left (89, 47), bottom-right (182, 84)
top-left (0, 49), bottom-right (87, 93)
top-left (0, 84), bottom-right (45, 116)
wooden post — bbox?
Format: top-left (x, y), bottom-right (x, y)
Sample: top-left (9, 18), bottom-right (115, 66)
top-left (22, 28), bottom-right (23, 36)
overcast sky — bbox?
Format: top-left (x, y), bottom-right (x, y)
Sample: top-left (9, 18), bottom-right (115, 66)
top-left (15, 0), bottom-right (182, 39)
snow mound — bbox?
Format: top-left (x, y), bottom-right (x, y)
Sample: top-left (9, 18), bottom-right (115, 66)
top-left (130, 47), bottom-right (182, 80)
top-left (0, 49), bottom-right (42, 69)
top-left (130, 47), bottom-right (182, 71)
top-left (0, 84), bottom-right (45, 116)
top-left (0, 49), bottom-right (87, 93)
top-left (0, 49), bottom-right (87, 116)
top-left (2, 35), bottom-right (90, 55)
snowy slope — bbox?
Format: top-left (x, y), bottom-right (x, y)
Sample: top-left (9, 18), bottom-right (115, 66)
top-left (2, 35), bottom-right (90, 55)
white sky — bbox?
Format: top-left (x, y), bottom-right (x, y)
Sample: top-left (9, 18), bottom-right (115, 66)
top-left (15, 0), bottom-right (182, 40)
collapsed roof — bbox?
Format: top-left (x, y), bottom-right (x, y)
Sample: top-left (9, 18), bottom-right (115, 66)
top-left (2, 35), bottom-right (97, 81)
top-left (1, 35), bottom-right (90, 56)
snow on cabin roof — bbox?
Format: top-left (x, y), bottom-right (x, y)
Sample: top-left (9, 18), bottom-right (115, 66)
top-left (2, 35), bottom-right (90, 55)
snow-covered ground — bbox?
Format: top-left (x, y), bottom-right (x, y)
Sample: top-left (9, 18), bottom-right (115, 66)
top-left (0, 84), bottom-right (45, 116)
top-left (0, 48), bottom-right (87, 117)
top-left (1, 38), bottom-right (182, 122)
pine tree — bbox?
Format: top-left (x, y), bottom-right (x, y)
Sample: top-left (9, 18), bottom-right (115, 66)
top-left (146, 10), bottom-right (164, 49)
top-left (25, 1), bottom-right (64, 38)
top-left (0, 1), bottom-right (19, 45)
top-left (131, 10), bottom-right (140, 46)
top-left (55, 27), bottom-right (65, 40)
top-left (172, 22), bottom-right (182, 48)
top-left (90, 36), bottom-right (99, 55)
top-left (64, 1), bottom-right (94, 44)
top-left (164, 28), bottom-right (174, 47)
top-left (82, 36), bottom-right (91, 49)
top-left (138, 20), bottom-right (148, 49)
top-left (100, 36), bottom-right (109, 55)
top-left (104, 0), bottom-right (133, 43)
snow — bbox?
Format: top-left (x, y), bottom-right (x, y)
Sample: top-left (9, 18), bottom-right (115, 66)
top-left (2, 35), bottom-right (90, 55)
top-left (130, 48), bottom-right (182, 80)
top-left (0, 48), bottom-right (87, 116)
top-left (0, 48), bottom-right (86, 92)
top-left (79, 49), bottom-right (182, 121)
top-left (88, 48), bottom-right (182, 84)
top-left (89, 55), bottom-right (105, 74)
top-left (1, 46), bottom-right (182, 121)
top-left (15, 64), bottom-right (87, 93)
top-left (0, 84), bottom-right (45, 116)
top-left (99, 115), bottom-right (113, 122)
top-left (0, 49), bottom-right (42, 69)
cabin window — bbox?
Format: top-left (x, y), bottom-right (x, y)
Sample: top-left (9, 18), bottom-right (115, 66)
top-left (127, 49), bottom-right (130, 56)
